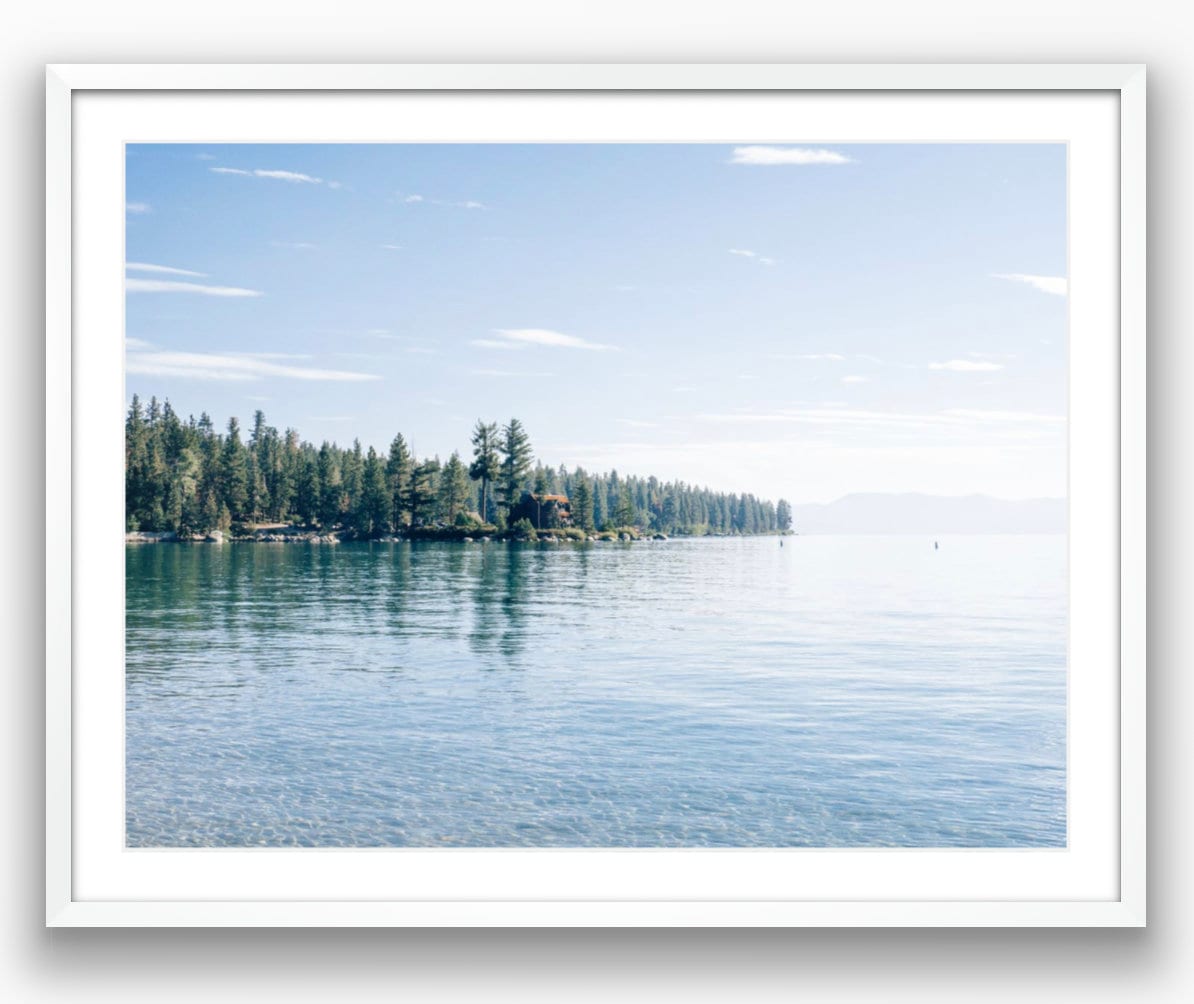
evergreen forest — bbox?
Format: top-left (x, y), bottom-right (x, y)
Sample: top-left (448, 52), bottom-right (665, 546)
top-left (125, 396), bottom-right (794, 539)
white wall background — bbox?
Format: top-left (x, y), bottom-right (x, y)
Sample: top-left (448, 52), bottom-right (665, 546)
top-left (2, 3), bottom-right (1187, 1001)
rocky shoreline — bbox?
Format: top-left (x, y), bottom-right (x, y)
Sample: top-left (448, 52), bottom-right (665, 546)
top-left (125, 528), bottom-right (674, 545)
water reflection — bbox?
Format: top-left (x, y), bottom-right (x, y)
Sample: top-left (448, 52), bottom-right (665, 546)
top-left (126, 536), bottom-right (1068, 848)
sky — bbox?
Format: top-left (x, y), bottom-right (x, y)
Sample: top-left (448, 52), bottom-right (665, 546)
top-left (125, 143), bottom-right (1067, 505)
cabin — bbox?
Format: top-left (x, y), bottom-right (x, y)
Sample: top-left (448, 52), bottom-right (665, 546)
top-left (509, 491), bottom-right (572, 530)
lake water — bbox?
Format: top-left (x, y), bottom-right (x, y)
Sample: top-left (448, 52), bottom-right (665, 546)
top-left (125, 536), bottom-right (1066, 847)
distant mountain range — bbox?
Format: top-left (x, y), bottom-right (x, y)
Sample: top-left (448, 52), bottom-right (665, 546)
top-left (791, 493), bottom-right (1066, 535)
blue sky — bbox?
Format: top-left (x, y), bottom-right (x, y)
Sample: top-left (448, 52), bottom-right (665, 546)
top-left (126, 143), bottom-right (1066, 504)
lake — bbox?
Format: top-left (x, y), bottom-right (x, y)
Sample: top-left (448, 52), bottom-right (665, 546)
top-left (125, 535), bottom-right (1066, 847)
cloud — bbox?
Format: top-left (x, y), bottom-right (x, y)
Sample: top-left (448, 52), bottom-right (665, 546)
top-left (196, 153), bottom-right (217, 161)
top-left (126, 262), bottom-right (207, 277)
top-left (270, 241), bottom-right (318, 250)
top-left (401, 193), bottom-right (485, 209)
top-left (125, 202), bottom-right (151, 214)
top-left (991, 273), bottom-right (1067, 296)
top-left (792, 353), bottom-right (846, 361)
top-left (252, 169), bottom-right (322, 184)
top-left (125, 337), bottom-right (154, 350)
top-left (471, 369), bottom-right (554, 378)
top-left (841, 375), bottom-right (870, 384)
top-left (124, 348), bottom-right (379, 382)
top-left (929, 359), bottom-right (1005, 372)
top-left (943, 409), bottom-right (1066, 424)
top-left (211, 167), bottom-right (333, 186)
top-left (380, 244), bottom-right (403, 250)
top-left (616, 418), bottom-right (660, 429)
top-left (125, 278), bottom-right (263, 297)
top-left (696, 407), bottom-right (1063, 436)
top-left (469, 338), bottom-right (526, 351)
top-left (729, 248), bottom-right (776, 266)
top-left (730, 146), bottom-right (853, 166)
top-left (487, 328), bottom-right (617, 352)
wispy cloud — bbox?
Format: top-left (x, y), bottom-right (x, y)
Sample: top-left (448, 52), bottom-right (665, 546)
top-left (125, 202), bottom-right (151, 214)
top-left (401, 193), bottom-right (485, 209)
top-left (124, 348), bottom-right (379, 382)
top-left (211, 167), bottom-right (336, 187)
top-left (616, 418), bottom-right (660, 429)
top-left (696, 407), bottom-right (1063, 436)
top-left (126, 262), bottom-right (207, 278)
top-left (929, 359), bottom-right (1005, 372)
top-left (943, 409), bottom-right (1065, 424)
top-left (196, 153), bottom-right (217, 161)
top-left (126, 278), bottom-right (263, 297)
top-left (730, 146), bottom-right (853, 166)
top-left (270, 241), bottom-right (318, 250)
top-left (789, 353), bottom-right (847, 362)
top-left (255, 169), bottom-right (320, 183)
top-left (480, 328), bottom-right (617, 352)
top-left (991, 273), bottom-right (1067, 296)
top-left (380, 243), bottom-right (403, 250)
top-left (841, 375), bottom-right (870, 384)
top-left (125, 337), bottom-right (154, 350)
top-left (471, 369), bottom-right (554, 378)
top-left (728, 248), bottom-right (776, 266)
top-left (469, 338), bottom-right (525, 351)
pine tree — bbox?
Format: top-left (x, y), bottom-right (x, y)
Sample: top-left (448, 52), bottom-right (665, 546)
top-left (438, 451), bottom-right (472, 523)
top-left (572, 475), bottom-right (595, 533)
top-left (354, 447), bottom-right (390, 537)
top-left (316, 442), bottom-right (340, 527)
top-left (409, 457), bottom-right (441, 527)
top-left (219, 417), bottom-right (250, 521)
top-left (498, 417), bottom-right (534, 518)
top-left (615, 485), bottom-right (636, 528)
top-left (468, 420), bottom-right (500, 524)
top-left (776, 498), bottom-right (793, 532)
top-left (386, 433), bottom-right (414, 530)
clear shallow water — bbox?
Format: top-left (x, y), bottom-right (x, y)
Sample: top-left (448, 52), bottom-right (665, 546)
top-left (125, 536), bottom-right (1066, 847)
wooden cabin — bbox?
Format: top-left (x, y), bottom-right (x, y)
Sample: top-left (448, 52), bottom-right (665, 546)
top-left (509, 491), bottom-right (573, 530)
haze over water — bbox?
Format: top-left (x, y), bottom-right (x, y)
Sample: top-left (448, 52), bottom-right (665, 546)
top-left (125, 535), bottom-right (1066, 848)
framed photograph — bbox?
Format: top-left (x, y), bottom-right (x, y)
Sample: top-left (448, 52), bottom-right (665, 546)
top-left (46, 64), bottom-right (1145, 927)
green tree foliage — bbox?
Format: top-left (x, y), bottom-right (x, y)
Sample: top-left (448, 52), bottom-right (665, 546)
top-left (409, 457), bottom-right (441, 527)
top-left (498, 417), bottom-right (535, 519)
top-left (124, 400), bottom-right (788, 539)
top-left (438, 451), bottom-right (472, 523)
top-left (386, 433), bottom-right (414, 529)
top-left (468, 420), bottom-right (500, 523)
top-left (571, 474), bottom-right (595, 533)
top-left (354, 446), bottom-right (391, 537)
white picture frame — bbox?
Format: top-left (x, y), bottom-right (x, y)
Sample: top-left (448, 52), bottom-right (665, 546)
top-left (46, 63), bottom-right (1146, 927)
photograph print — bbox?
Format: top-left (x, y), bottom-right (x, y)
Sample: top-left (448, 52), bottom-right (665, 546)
top-left (124, 142), bottom-right (1066, 848)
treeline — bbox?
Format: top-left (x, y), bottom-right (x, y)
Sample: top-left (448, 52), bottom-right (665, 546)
top-left (125, 396), bottom-right (794, 538)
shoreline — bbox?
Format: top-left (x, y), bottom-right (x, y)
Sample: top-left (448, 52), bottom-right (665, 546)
top-left (125, 528), bottom-right (793, 545)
